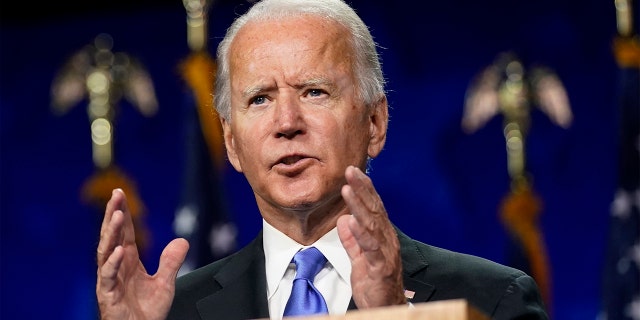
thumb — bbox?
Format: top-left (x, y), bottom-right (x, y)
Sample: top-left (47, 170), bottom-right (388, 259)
top-left (157, 238), bottom-right (189, 282)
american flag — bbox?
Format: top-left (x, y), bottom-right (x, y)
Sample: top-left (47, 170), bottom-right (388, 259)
top-left (600, 31), bottom-right (640, 319)
top-left (173, 52), bottom-right (237, 275)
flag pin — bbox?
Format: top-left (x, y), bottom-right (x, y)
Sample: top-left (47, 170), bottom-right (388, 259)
top-left (404, 289), bottom-right (415, 299)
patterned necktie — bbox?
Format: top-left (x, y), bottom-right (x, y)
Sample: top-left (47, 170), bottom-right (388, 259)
top-left (283, 247), bottom-right (329, 316)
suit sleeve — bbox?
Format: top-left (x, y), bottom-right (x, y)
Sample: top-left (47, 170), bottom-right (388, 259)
top-left (492, 274), bottom-right (549, 320)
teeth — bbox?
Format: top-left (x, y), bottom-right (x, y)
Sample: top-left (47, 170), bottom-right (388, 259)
top-left (282, 156), bottom-right (302, 165)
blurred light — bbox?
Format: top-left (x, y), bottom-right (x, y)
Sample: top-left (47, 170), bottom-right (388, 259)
top-left (87, 71), bottom-right (109, 95)
top-left (615, 0), bottom-right (633, 36)
top-left (91, 118), bottom-right (111, 146)
top-left (88, 97), bottom-right (109, 118)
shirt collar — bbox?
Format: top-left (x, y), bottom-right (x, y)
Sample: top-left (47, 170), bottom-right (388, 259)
top-left (263, 219), bottom-right (352, 298)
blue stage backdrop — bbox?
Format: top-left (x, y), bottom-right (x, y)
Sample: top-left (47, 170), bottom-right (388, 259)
top-left (0, 0), bottom-right (626, 319)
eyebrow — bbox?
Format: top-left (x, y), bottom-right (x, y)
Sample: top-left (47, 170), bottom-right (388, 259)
top-left (241, 77), bottom-right (336, 99)
top-left (296, 77), bottom-right (334, 89)
top-left (241, 86), bottom-right (268, 99)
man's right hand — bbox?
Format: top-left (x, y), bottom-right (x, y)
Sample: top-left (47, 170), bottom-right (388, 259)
top-left (96, 188), bottom-right (189, 320)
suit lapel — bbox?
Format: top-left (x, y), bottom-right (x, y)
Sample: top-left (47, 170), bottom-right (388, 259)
top-left (347, 298), bottom-right (357, 310)
top-left (402, 275), bottom-right (435, 304)
top-left (396, 226), bottom-right (436, 303)
top-left (196, 232), bottom-right (270, 319)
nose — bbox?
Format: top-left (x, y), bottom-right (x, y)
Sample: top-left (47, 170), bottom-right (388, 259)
top-left (274, 93), bottom-right (305, 139)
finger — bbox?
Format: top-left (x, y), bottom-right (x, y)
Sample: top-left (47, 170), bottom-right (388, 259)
top-left (100, 189), bottom-right (122, 240)
top-left (156, 238), bottom-right (190, 284)
top-left (337, 215), bottom-right (361, 261)
top-left (339, 201), bottom-right (390, 279)
top-left (342, 166), bottom-right (391, 246)
top-left (343, 167), bottom-right (390, 246)
top-left (113, 189), bottom-right (137, 246)
top-left (98, 245), bottom-right (125, 293)
top-left (341, 184), bottom-right (381, 252)
top-left (342, 166), bottom-right (399, 266)
top-left (104, 189), bottom-right (138, 245)
top-left (344, 166), bottom-right (387, 219)
top-left (97, 209), bottom-right (125, 267)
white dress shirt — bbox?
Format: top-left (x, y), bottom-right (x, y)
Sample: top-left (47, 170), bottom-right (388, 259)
top-left (263, 219), bottom-right (352, 320)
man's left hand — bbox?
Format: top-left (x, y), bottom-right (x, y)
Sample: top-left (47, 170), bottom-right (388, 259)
top-left (337, 165), bottom-right (406, 309)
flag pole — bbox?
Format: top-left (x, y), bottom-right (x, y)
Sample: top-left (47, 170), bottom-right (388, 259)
top-left (601, 1), bottom-right (639, 318)
top-left (180, 0), bottom-right (226, 171)
top-left (462, 52), bottom-right (573, 312)
top-left (174, 0), bottom-right (237, 275)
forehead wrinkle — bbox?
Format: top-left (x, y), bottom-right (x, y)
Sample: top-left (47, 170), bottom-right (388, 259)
top-left (232, 18), bottom-right (352, 101)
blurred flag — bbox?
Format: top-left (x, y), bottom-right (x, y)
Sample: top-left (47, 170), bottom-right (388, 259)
top-left (601, 6), bottom-right (640, 317)
top-left (173, 0), bottom-right (237, 275)
top-left (173, 50), bottom-right (237, 275)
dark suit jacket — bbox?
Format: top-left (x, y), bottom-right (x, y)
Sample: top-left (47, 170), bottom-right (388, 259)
top-left (168, 227), bottom-right (548, 320)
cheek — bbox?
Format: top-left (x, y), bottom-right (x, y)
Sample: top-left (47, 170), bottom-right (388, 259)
top-left (235, 121), bottom-right (275, 163)
top-left (330, 113), bottom-right (370, 154)
top-left (232, 127), bottom-right (257, 162)
top-left (343, 109), bottom-right (370, 140)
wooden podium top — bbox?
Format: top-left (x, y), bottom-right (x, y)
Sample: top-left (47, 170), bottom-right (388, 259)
top-left (271, 299), bottom-right (488, 320)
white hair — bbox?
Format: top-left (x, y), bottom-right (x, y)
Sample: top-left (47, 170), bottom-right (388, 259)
top-left (214, 0), bottom-right (386, 120)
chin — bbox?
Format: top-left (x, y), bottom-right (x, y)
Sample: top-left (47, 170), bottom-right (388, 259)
top-left (276, 188), bottom-right (343, 212)
top-left (277, 195), bottom-right (321, 211)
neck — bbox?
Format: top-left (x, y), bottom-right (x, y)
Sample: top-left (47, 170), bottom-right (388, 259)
top-left (258, 194), bottom-right (349, 245)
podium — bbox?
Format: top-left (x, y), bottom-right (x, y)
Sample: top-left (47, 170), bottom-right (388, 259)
top-left (278, 299), bottom-right (489, 320)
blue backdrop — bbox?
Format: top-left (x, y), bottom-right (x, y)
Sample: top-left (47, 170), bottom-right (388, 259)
top-left (0, 0), bottom-right (623, 318)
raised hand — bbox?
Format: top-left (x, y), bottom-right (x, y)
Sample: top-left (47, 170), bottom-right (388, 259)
top-left (96, 188), bottom-right (189, 320)
top-left (337, 166), bottom-right (406, 309)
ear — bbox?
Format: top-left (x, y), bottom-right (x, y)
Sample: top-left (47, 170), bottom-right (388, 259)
top-left (221, 118), bottom-right (243, 173)
top-left (367, 95), bottom-right (389, 159)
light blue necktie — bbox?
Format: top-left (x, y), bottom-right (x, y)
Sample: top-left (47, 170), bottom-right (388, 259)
top-left (283, 247), bottom-right (329, 317)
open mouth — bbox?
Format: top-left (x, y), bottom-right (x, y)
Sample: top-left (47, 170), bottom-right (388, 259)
top-left (279, 155), bottom-right (304, 165)
top-left (272, 154), bottom-right (316, 174)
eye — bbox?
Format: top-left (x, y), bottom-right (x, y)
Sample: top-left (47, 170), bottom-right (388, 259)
top-left (307, 89), bottom-right (326, 97)
top-left (250, 95), bottom-right (268, 106)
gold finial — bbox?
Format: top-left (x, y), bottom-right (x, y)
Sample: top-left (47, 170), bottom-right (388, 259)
top-left (463, 52), bottom-right (572, 183)
top-left (615, 0), bottom-right (634, 37)
top-left (51, 33), bottom-right (158, 169)
top-left (183, 0), bottom-right (210, 51)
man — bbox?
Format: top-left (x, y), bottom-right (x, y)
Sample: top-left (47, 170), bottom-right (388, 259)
top-left (96, 0), bottom-right (549, 319)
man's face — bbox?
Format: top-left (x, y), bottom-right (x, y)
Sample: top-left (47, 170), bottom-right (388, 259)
top-left (223, 15), bottom-right (387, 214)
